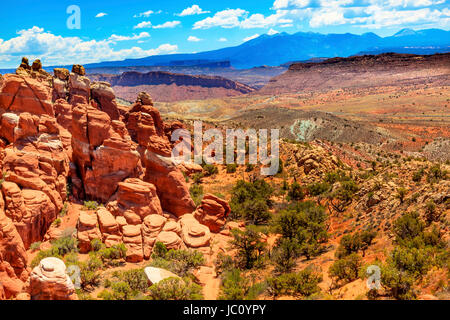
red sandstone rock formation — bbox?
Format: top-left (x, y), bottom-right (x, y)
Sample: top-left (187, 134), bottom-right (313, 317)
top-left (77, 211), bottom-right (102, 253)
top-left (124, 95), bottom-right (195, 217)
top-left (71, 103), bottom-right (143, 202)
top-left (194, 194), bottom-right (230, 233)
top-left (0, 74), bottom-right (69, 249)
top-left (0, 208), bottom-right (28, 299)
top-left (30, 257), bottom-right (77, 300)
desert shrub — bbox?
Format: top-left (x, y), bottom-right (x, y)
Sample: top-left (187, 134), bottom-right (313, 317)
top-left (53, 218), bottom-right (62, 227)
top-left (277, 158), bottom-right (284, 174)
top-left (90, 238), bottom-right (104, 252)
top-left (152, 241), bottom-right (168, 258)
top-left (307, 182), bottom-right (331, 197)
top-left (150, 242), bottom-right (204, 277)
top-left (51, 235), bottom-right (78, 256)
top-left (218, 269), bottom-right (250, 300)
top-left (30, 242), bottom-right (41, 252)
top-left (64, 252), bottom-right (79, 266)
top-left (422, 226), bottom-right (445, 248)
top-left (218, 269), bottom-right (264, 300)
top-left (149, 277), bottom-right (203, 300)
top-left (287, 182), bottom-right (305, 201)
top-left (191, 172), bottom-right (204, 184)
top-left (266, 268), bottom-right (322, 298)
top-left (393, 212), bottom-right (425, 248)
top-left (424, 200), bottom-right (440, 224)
top-left (379, 263), bottom-right (416, 300)
top-left (389, 247), bottom-right (432, 278)
top-left (325, 170), bottom-right (351, 184)
top-left (214, 253), bottom-right (234, 276)
top-left (189, 184), bottom-right (204, 207)
top-left (78, 255), bottom-right (103, 291)
top-left (202, 164), bottom-right (218, 176)
top-left (271, 238), bottom-right (301, 274)
top-left (245, 164), bottom-right (255, 172)
top-left (83, 201), bottom-right (99, 210)
top-left (31, 250), bottom-right (62, 268)
top-left (226, 163), bottom-right (237, 173)
top-left (412, 168), bottom-right (424, 182)
top-left (98, 281), bottom-right (134, 300)
top-left (427, 164), bottom-right (447, 183)
top-left (230, 226), bottom-right (266, 269)
top-left (396, 187), bottom-right (407, 204)
top-left (328, 253), bottom-right (362, 287)
top-left (59, 202), bottom-right (68, 217)
top-left (60, 227), bottom-right (77, 238)
top-left (118, 269), bottom-right (149, 293)
top-left (98, 243), bottom-right (127, 266)
top-left (229, 179), bottom-right (273, 224)
top-left (0, 172), bottom-right (8, 188)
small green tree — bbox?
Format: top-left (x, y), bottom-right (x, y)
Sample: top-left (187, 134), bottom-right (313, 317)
top-left (287, 182), bottom-right (305, 201)
top-left (266, 268), bottom-right (322, 299)
top-left (328, 253), bottom-right (362, 287)
top-left (230, 226), bottom-right (266, 269)
top-left (271, 238), bottom-right (301, 274)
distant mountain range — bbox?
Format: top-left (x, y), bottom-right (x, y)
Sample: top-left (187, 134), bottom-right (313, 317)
top-left (83, 28), bottom-right (450, 69)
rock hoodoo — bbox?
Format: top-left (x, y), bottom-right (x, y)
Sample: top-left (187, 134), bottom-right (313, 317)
top-left (30, 257), bottom-right (77, 300)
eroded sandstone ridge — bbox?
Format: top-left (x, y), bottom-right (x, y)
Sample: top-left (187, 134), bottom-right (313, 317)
top-left (0, 58), bottom-right (230, 299)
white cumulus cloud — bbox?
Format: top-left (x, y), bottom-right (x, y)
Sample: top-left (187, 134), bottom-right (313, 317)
top-left (177, 5), bottom-right (210, 16)
top-left (95, 12), bottom-right (108, 18)
top-left (193, 9), bottom-right (248, 29)
top-left (134, 21), bottom-right (152, 29)
top-left (0, 26), bottom-right (177, 68)
top-left (108, 32), bottom-right (150, 42)
top-left (134, 10), bottom-right (161, 18)
top-left (187, 36), bottom-right (202, 42)
top-left (153, 21), bottom-right (181, 29)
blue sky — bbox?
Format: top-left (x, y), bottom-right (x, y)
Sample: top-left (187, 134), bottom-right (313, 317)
top-left (0, 0), bottom-right (449, 68)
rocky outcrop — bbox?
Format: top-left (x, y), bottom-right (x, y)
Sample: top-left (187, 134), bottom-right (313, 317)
top-left (30, 257), bottom-right (77, 300)
top-left (142, 214), bottom-right (167, 259)
top-left (91, 81), bottom-right (120, 121)
top-left (180, 214), bottom-right (211, 248)
top-left (71, 104), bottom-right (143, 202)
top-left (96, 207), bottom-right (121, 247)
top-left (0, 208), bottom-right (28, 299)
top-left (0, 74), bottom-right (54, 116)
top-left (0, 74), bottom-right (69, 248)
top-left (16, 58), bottom-right (51, 83)
top-left (77, 211), bottom-right (101, 253)
top-left (124, 96), bottom-right (195, 216)
top-left (122, 224), bottom-right (143, 262)
top-left (106, 178), bottom-right (163, 225)
top-left (194, 194), bottom-right (230, 233)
